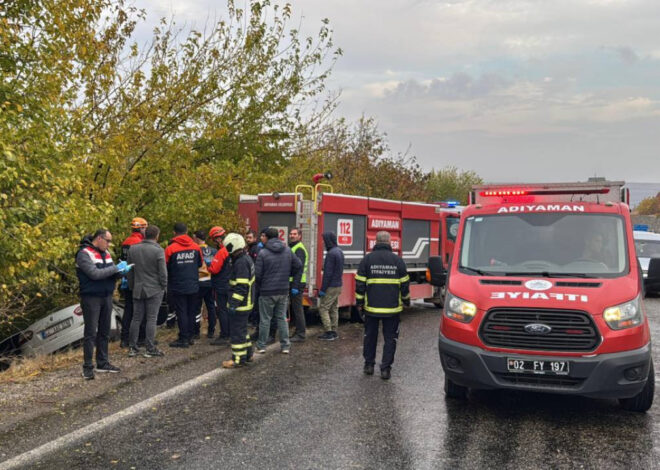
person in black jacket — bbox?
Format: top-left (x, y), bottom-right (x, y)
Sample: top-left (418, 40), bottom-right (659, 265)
top-left (222, 233), bottom-right (255, 368)
top-left (318, 231), bottom-right (345, 341)
top-left (355, 231), bottom-right (410, 380)
top-left (164, 223), bottom-right (203, 348)
top-left (254, 227), bottom-right (302, 353)
top-left (76, 229), bottom-right (130, 379)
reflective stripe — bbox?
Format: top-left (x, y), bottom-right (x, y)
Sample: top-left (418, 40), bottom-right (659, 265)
top-left (355, 293), bottom-right (365, 299)
top-left (401, 294), bottom-right (411, 300)
top-left (399, 275), bottom-right (410, 283)
top-left (365, 305), bottom-right (402, 314)
top-left (236, 305), bottom-right (252, 312)
top-left (231, 341), bottom-right (252, 348)
top-left (354, 274), bottom-right (367, 282)
top-left (232, 293), bottom-right (245, 301)
top-left (234, 278), bottom-right (254, 285)
top-left (366, 278), bottom-right (401, 285)
top-left (233, 349), bottom-right (248, 356)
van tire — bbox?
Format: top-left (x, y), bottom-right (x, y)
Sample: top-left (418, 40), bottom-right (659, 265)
top-left (619, 361), bottom-right (654, 412)
top-left (445, 377), bottom-right (468, 400)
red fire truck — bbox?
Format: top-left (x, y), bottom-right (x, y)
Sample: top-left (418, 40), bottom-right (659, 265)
top-left (439, 180), bottom-right (654, 411)
top-left (238, 184), bottom-right (460, 311)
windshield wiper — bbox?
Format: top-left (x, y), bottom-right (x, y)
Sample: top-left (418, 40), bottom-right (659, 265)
top-left (502, 271), bottom-right (598, 279)
top-left (459, 266), bottom-right (501, 276)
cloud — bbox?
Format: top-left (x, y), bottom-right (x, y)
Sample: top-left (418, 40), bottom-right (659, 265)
top-left (384, 73), bottom-right (512, 101)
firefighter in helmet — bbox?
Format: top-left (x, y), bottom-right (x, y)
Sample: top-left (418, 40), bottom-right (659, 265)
top-left (355, 231), bottom-right (410, 380)
top-left (222, 233), bottom-right (255, 368)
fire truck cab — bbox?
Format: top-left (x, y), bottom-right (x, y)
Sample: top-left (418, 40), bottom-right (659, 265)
top-left (439, 181), bottom-right (654, 411)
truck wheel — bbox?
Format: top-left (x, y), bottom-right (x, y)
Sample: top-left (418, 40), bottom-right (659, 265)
top-left (445, 376), bottom-right (468, 400)
top-left (350, 305), bottom-right (364, 323)
top-left (619, 361), bottom-right (655, 412)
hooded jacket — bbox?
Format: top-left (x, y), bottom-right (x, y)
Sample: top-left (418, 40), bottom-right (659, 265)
top-left (321, 231), bottom-right (344, 292)
top-left (76, 238), bottom-right (119, 297)
top-left (255, 237), bottom-right (302, 297)
top-left (164, 234), bottom-right (203, 295)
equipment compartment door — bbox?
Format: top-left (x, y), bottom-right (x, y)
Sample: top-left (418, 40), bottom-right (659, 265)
top-left (323, 213), bottom-right (366, 269)
top-left (402, 219), bottom-right (431, 269)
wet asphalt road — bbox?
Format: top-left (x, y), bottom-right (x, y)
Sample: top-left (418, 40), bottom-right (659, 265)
top-left (5, 299), bottom-right (660, 469)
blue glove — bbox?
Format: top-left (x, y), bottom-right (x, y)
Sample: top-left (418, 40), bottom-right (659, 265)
top-left (291, 288), bottom-right (300, 296)
top-left (204, 257), bottom-right (213, 265)
top-left (258, 242), bottom-right (264, 248)
top-left (116, 261), bottom-right (127, 273)
top-left (319, 290), bottom-right (326, 297)
top-left (120, 277), bottom-right (129, 290)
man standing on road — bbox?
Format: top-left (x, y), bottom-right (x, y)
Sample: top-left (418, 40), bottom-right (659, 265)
top-left (355, 231), bottom-right (410, 380)
top-left (165, 223), bottom-right (203, 348)
top-left (288, 227), bottom-right (308, 342)
top-left (208, 226), bottom-right (232, 344)
top-left (255, 227), bottom-right (302, 354)
top-left (76, 229), bottom-right (130, 379)
top-left (221, 233), bottom-right (255, 368)
top-left (127, 225), bottom-right (167, 358)
top-left (317, 231), bottom-right (344, 341)
top-left (119, 217), bottom-right (148, 348)
top-left (192, 230), bottom-right (217, 339)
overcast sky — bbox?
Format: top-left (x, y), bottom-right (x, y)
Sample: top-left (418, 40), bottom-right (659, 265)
top-left (135, 0), bottom-right (660, 183)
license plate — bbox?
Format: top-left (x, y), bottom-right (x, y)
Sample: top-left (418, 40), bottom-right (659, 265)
top-left (507, 358), bottom-right (570, 375)
top-left (41, 317), bottom-right (73, 339)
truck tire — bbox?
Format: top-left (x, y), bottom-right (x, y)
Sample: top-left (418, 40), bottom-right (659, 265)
top-left (619, 361), bottom-right (655, 412)
top-left (445, 376), bottom-right (468, 400)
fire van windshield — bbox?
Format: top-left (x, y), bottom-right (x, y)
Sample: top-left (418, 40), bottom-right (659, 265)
top-left (459, 213), bottom-right (629, 278)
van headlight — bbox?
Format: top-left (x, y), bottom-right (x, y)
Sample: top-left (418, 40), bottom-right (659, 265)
top-left (603, 295), bottom-right (643, 330)
top-left (445, 292), bottom-right (477, 323)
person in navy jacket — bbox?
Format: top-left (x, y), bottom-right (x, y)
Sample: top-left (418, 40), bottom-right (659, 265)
top-left (165, 223), bottom-right (203, 348)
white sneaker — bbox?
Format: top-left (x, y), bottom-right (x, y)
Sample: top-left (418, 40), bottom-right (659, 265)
top-left (257, 348), bottom-right (266, 354)
top-left (282, 349), bottom-right (290, 354)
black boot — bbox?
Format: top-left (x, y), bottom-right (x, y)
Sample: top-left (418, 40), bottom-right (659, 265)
top-left (363, 364), bottom-right (374, 375)
top-left (380, 367), bottom-right (391, 380)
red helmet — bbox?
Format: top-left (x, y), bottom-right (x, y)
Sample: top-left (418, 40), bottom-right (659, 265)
top-left (131, 217), bottom-right (148, 229)
top-left (209, 226), bottom-right (226, 240)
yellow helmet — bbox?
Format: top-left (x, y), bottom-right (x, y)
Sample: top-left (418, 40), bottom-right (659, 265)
top-left (223, 233), bottom-right (246, 254)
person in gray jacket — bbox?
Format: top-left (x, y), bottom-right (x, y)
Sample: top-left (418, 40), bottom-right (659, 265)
top-left (254, 227), bottom-right (303, 353)
top-left (127, 225), bottom-right (168, 357)
top-left (76, 229), bottom-right (131, 380)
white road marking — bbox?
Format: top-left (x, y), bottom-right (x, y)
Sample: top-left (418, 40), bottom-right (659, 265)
top-left (0, 346), bottom-right (275, 469)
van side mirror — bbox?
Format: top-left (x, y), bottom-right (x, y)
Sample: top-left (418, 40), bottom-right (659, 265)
top-left (645, 258), bottom-right (660, 295)
top-left (428, 256), bottom-right (447, 287)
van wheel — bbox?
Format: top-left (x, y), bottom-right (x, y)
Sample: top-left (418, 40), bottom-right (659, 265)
top-left (350, 305), bottom-right (364, 323)
top-left (619, 361), bottom-right (655, 412)
top-left (445, 377), bottom-right (468, 400)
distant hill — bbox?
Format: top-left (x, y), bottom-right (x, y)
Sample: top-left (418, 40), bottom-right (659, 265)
top-left (627, 182), bottom-right (660, 209)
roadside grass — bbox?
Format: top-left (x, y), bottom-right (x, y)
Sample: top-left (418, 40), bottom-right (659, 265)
top-left (0, 325), bottom-right (180, 385)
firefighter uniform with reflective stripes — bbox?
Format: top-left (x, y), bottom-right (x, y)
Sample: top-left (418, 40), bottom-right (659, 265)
top-left (227, 250), bottom-right (255, 366)
top-left (355, 243), bottom-right (410, 372)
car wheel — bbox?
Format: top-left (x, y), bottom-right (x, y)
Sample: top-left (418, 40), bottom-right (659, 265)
top-left (619, 361), bottom-right (654, 412)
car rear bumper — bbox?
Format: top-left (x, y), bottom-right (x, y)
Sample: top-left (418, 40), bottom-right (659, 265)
top-left (439, 333), bottom-right (651, 399)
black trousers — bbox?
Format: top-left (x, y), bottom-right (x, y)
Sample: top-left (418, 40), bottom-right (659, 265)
top-left (363, 314), bottom-right (400, 370)
top-left (229, 311), bottom-right (252, 365)
top-left (214, 289), bottom-right (230, 338)
top-left (289, 288), bottom-right (306, 337)
top-left (120, 289), bottom-right (146, 343)
top-left (80, 295), bottom-right (113, 370)
top-left (173, 293), bottom-right (197, 341)
top-left (194, 283), bottom-right (215, 335)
